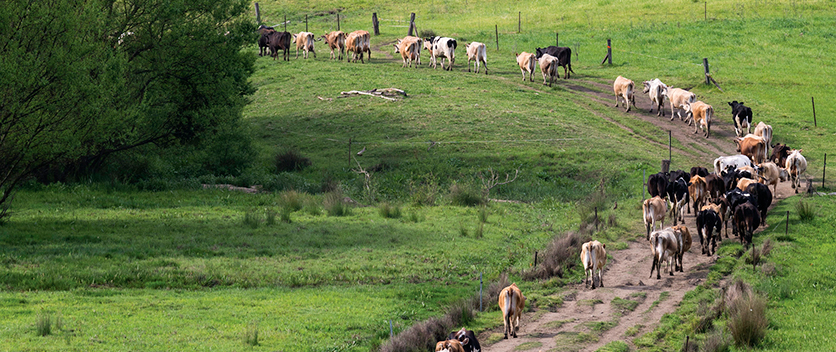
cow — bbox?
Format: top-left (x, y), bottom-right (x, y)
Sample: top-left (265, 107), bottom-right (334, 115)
top-left (689, 175), bottom-right (708, 215)
top-left (397, 36), bottom-right (423, 65)
top-left (696, 208), bottom-right (723, 255)
top-left (770, 143), bottom-right (791, 166)
top-left (321, 31), bottom-right (346, 60)
top-left (736, 177), bottom-right (759, 192)
top-left (465, 42), bottom-right (488, 74)
top-left (734, 134), bottom-right (767, 164)
top-left (728, 101), bottom-right (753, 137)
top-left (737, 165), bottom-right (759, 180)
top-left (671, 225), bottom-right (692, 272)
top-left (733, 202), bottom-right (761, 248)
top-left (643, 196), bottom-right (668, 240)
top-left (785, 149), bottom-right (808, 193)
top-left (704, 173), bottom-right (726, 198)
top-left (647, 172), bottom-right (669, 199)
top-left (746, 182), bottom-right (772, 227)
top-left (498, 283), bottom-right (525, 339)
top-left (756, 162), bottom-right (788, 196)
top-left (649, 229), bottom-right (678, 279)
top-left (426, 36), bottom-right (457, 70)
top-left (612, 76), bottom-right (636, 112)
top-left (690, 167), bottom-right (709, 178)
top-left (754, 122), bottom-right (773, 155)
top-left (258, 25), bottom-right (275, 56)
top-left (667, 177), bottom-right (689, 225)
top-left (581, 240), bottom-right (607, 289)
top-left (667, 87), bottom-right (696, 122)
top-left (447, 328), bottom-right (481, 352)
top-left (515, 52), bottom-right (536, 82)
top-left (703, 197), bottom-right (729, 238)
top-left (714, 155), bottom-right (754, 176)
top-left (292, 32), bottom-right (317, 59)
top-left (393, 39), bottom-right (419, 68)
top-left (435, 339), bottom-right (465, 352)
top-left (643, 79), bottom-right (668, 117)
top-left (689, 101), bottom-right (713, 138)
top-left (538, 54), bottom-right (559, 86)
top-left (534, 46), bottom-right (574, 78)
top-left (725, 188), bottom-right (758, 238)
top-left (266, 31), bottom-right (292, 61)
top-left (346, 30), bottom-right (370, 63)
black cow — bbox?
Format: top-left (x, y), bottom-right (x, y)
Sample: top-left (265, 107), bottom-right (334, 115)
top-left (667, 177), bottom-right (690, 225)
top-left (534, 46), bottom-right (575, 79)
top-left (704, 173), bottom-right (726, 198)
top-left (668, 170), bottom-right (689, 184)
top-left (696, 209), bottom-right (723, 255)
top-left (746, 183), bottom-right (772, 226)
top-left (267, 31), bottom-right (292, 61)
top-left (448, 328), bottom-right (481, 352)
top-left (733, 203), bottom-right (761, 248)
top-left (690, 166), bottom-right (709, 178)
top-left (258, 25), bottom-right (275, 56)
top-left (725, 188), bottom-right (758, 236)
top-left (728, 101), bottom-right (753, 137)
top-left (648, 172), bottom-right (669, 199)
top-left (770, 143), bottom-right (791, 166)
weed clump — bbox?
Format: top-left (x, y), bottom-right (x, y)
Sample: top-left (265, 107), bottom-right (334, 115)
top-left (449, 183), bottom-right (485, 207)
top-left (523, 231), bottom-right (589, 280)
top-left (324, 191), bottom-right (350, 217)
top-left (274, 150), bottom-right (311, 173)
top-left (725, 281), bottom-right (767, 348)
top-left (36, 313), bottom-right (52, 336)
top-left (796, 200), bottom-right (815, 221)
top-left (280, 190), bottom-right (303, 211)
top-left (244, 321), bottom-right (259, 346)
top-left (378, 202), bottom-right (402, 219)
top-left (701, 328), bottom-right (730, 352)
top-left (243, 208), bottom-right (262, 228)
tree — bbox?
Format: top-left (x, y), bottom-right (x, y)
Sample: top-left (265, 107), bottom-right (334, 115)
top-left (0, 0), bottom-right (255, 220)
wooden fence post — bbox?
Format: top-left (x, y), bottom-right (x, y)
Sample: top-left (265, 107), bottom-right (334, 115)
top-left (372, 13), bottom-right (380, 35)
top-left (305, 14), bottom-right (308, 32)
top-left (534, 251), bottom-right (538, 267)
top-left (495, 25), bottom-right (499, 50)
top-left (518, 12), bottom-right (521, 33)
top-left (812, 97), bottom-right (817, 127)
top-left (703, 58), bottom-right (710, 84)
top-left (556, 32), bottom-right (559, 46)
top-left (254, 3), bottom-right (261, 25)
top-left (705, 2), bottom-right (707, 21)
top-left (284, 14), bottom-right (287, 32)
top-left (337, 13), bottom-right (340, 31)
top-left (607, 39), bottom-right (612, 65)
top-left (785, 211), bottom-right (789, 236)
top-left (823, 153), bottom-right (827, 188)
top-left (642, 169), bottom-right (646, 201)
top-left (408, 13), bottom-right (416, 36)
top-left (348, 138), bottom-right (352, 168)
top-left (479, 272), bottom-right (483, 312)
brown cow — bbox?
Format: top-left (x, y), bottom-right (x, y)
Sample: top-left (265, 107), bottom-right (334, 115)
top-left (393, 39), bottom-right (419, 68)
top-left (398, 36), bottom-right (423, 65)
top-left (705, 173), bottom-right (726, 198)
top-left (515, 52), bottom-right (536, 82)
top-left (671, 225), bottom-right (692, 272)
top-left (613, 76), bottom-right (636, 112)
top-left (689, 101), bottom-right (713, 138)
top-left (321, 31), bottom-right (345, 60)
top-left (498, 283), bottom-right (525, 339)
top-left (688, 175), bottom-right (707, 215)
top-left (435, 339), bottom-right (465, 352)
top-left (736, 177), bottom-right (759, 191)
top-left (649, 229), bottom-right (678, 279)
top-left (734, 134), bottom-right (767, 164)
top-left (643, 196), bottom-right (667, 240)
top-left (346, 30), bottom-right (370, 63)
top-left (581, 240), bottom-right (607, 289)
top-left (757, 161), bottom-right (787, 196)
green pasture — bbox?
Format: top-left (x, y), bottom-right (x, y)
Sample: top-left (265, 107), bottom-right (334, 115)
top-left (3, 0), bottom-right (836, 350)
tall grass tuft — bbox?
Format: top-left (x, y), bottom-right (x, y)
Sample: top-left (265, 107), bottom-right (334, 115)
top-left (478, 206), bottom-right (489, 223)
top-left (449, 183), bottom-right (485, 207)
top-left (244, 321), bottom-right (259, 346)
top-left (725, 281), bottom-right (767, 348)
top-left (324, 191), bottom-right (350, 217)
top-left (280, 207), bottom-right (292, 223)
top-left (459, 222), bottom-right (469, 237)
top-left (243, 208), bottom-right (262, 229)
top-left (523, 231), bottom-right (590, 280)
top-left (378, 202), bottom-right (402, 219)
top-left (475, 222), bottom-right (484, 238)
top-left (36, 313), bottom-right (51, 337)
top-left (274, 150), bottom-right (310, 173)
top-left (303, 196), bottom-right (321, 216)
top-left (701, 328), bottom-right (730, 352)
top-left (265, 208), bottom-right (278, 225)
top-left (796, 200), bottom-right (815, 221)
top-left (279, 190), bottom-right (303, 212)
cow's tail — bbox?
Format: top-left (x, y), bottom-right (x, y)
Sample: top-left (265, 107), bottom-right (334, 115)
top-left (642, 200), bottom-right (649, 227)
top-left (706, 106), bottom-right (713, 138)
top-left (503, 289), bottom-right (515, 321)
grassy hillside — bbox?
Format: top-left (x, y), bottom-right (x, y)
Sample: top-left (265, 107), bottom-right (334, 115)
top-left (1, 0), bottom-right (835, 351)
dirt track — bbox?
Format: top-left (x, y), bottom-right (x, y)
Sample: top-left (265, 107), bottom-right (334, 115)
top-left (482, 77), bottom-right (801, 352)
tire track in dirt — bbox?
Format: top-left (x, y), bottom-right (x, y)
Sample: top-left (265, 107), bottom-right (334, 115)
top-left (482, 76), bottom-right (803, 352)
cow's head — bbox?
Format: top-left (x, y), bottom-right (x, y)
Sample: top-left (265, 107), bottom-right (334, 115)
top-left (393, 43), bottom-right (400, 53)
top-left (642, 81), bottom-right (651, 94)
top-left (535, 47), bottom-right (544, 59)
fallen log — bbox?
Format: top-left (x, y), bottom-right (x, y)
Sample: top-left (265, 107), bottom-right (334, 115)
top-left (339, 88), bottom-right (406, 101)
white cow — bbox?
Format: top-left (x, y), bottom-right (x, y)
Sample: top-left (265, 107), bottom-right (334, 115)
top-left (642, 79), bottom-right (668, 117)
top-left (538, 54), bottom-right (559, 86)
top-left (465, 42), bottom-right (488, 74)
top-left (667, 87), bottom-right (696, 122)
top-left (613, 76), bottom-right (636, 112)
top-left (754, 121), bottom-right (773, 155)
top-left (581, 240), bottom-right (607, 289)
top-left (714, 155), bottom-right (754, 176)
top-left (293, 32), bottom-right (317, 59)
top-left (785, 149), bottom-right (808, 193)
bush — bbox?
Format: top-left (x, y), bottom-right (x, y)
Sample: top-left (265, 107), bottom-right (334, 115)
top-left (726, 281), bottom-right (767, 348)
top-left (796, 200), bottom-right (816, 221)
top-left (418, 29), bottom-right (436, 38)
top-left (523, 231), bottom-right (590, 280)
top-left (274, 150), bottom-right (311, 173)
top-left (449, 183), bottom-right (485, 207)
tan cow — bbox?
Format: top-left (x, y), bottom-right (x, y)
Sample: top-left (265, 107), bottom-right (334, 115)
top-left (398, 36), bottom-right (423, 65)
top-left (346, 30), bottom-right (370, 63)
top-left (465, 42), bottom-right (488, 74)
top-left (785, 149), bottom-right (808, 193)
top-left (667, 87), bottom-right (696, 122)
top-left (757, 161), bottom-right (787, 195)
top-left (321, 31), bottom-right (345, 60)
top-left (754, 121), bottom-right (773, 155)
top-left (649, 229), bottom-right (679, 279)
top-left (734, 134), bottom-right (767, 164)
top-left (498, 283), bottom-right (525, 339)
top-left (393, 39), bottom-right (419, 68)
top-left (515, 52), bottom-right (536, 82)
top-left (689, 101), bottom-right (713, 138)
top-left (736, 177), bottom-right (759, 191)
top-left (538, 54), bottom-right (559, 86)
top-left (671, 225), bottom-right (692, 272)
top-left (293, 32), bottom-right (317, 59)
top-left (613, 76), bottom-right (636, 112)
top-left (689, 175), bottom-right (707, 215)
top-left (643, 196), bottom-right (668, 240)
top-left (435, 339), bottom-right (465, 352)
top-left (580, 240), bottom-right (607, 289)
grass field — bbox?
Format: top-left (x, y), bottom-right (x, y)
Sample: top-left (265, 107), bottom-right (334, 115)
top-left (2, 0), bottom-right (836, 350)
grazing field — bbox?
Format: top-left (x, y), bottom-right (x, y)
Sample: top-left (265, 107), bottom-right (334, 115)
top-left (2, 0), bottom-right (836, 351)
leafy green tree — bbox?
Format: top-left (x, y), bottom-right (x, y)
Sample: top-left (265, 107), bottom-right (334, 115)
top-left (0, 0), bottom-right (255, 219)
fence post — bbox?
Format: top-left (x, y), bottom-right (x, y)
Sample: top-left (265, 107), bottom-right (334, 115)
top-left (705, 2), bottom-right (707, 21)
top-left (785, 211), bottom-right (789, 236)
top-left (534, 251), bottom-right (538, 268)
top-left (408, 13), bottom-right (416, 36)
top-left (337, 13), bottom-right (340, 31)
top-left (812, 97), bottom-right (817, 127)
top-left (823, 153), bottom-right (827, 188)
top-left (556, 32), bottom-right (559, 46)
top-left (495, 25), bottom-right (499, 50)
top-left (372, 13), bottom-right (380, 35)
top-left (284, 14), bottom-right (287, 32)
top-left (669, 130), bottom-right (672, 164)
top-left (518, 12), bottom-right (521, 33)
top-left (607, 39), bottom-right (612, 65)
top-left (594, 207), bottom-right (599, 229)
top-left (703, 58), bottom-right (710, 84)
top-left (479, 272), bottom-right (483, 312)
top-left (389, 319), bottom-right (393, 338)
top-left (305, 14), bottom-right (308, 32)
top-left (643, 169), bottom-right (646, 201)
top-left (254, 3), bottom-right (261, 25)
top-left (348, 138), bottom-right (352, 168)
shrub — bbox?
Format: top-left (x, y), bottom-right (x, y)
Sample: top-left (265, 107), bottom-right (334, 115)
top-left (725, 281), bottom-right (767, 348)
top-left (701, 329), bottom-right (730, 352)
top-left (378, 202), bottom-right (402, 219)
top-left (274, 150), bottom-right (311, 173)
top-left (418, 29), bottom-right (436, 38)
top-left (449, 183), bottom-right (485, 207)
top-left (324, 191), bottom-right (350, 217)
top-left (796, 200), bottom-right (815, 221)
top-left (523, 231), bottom-right (590, 280)
top-left (410, 180), bottom-right (439, 206)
